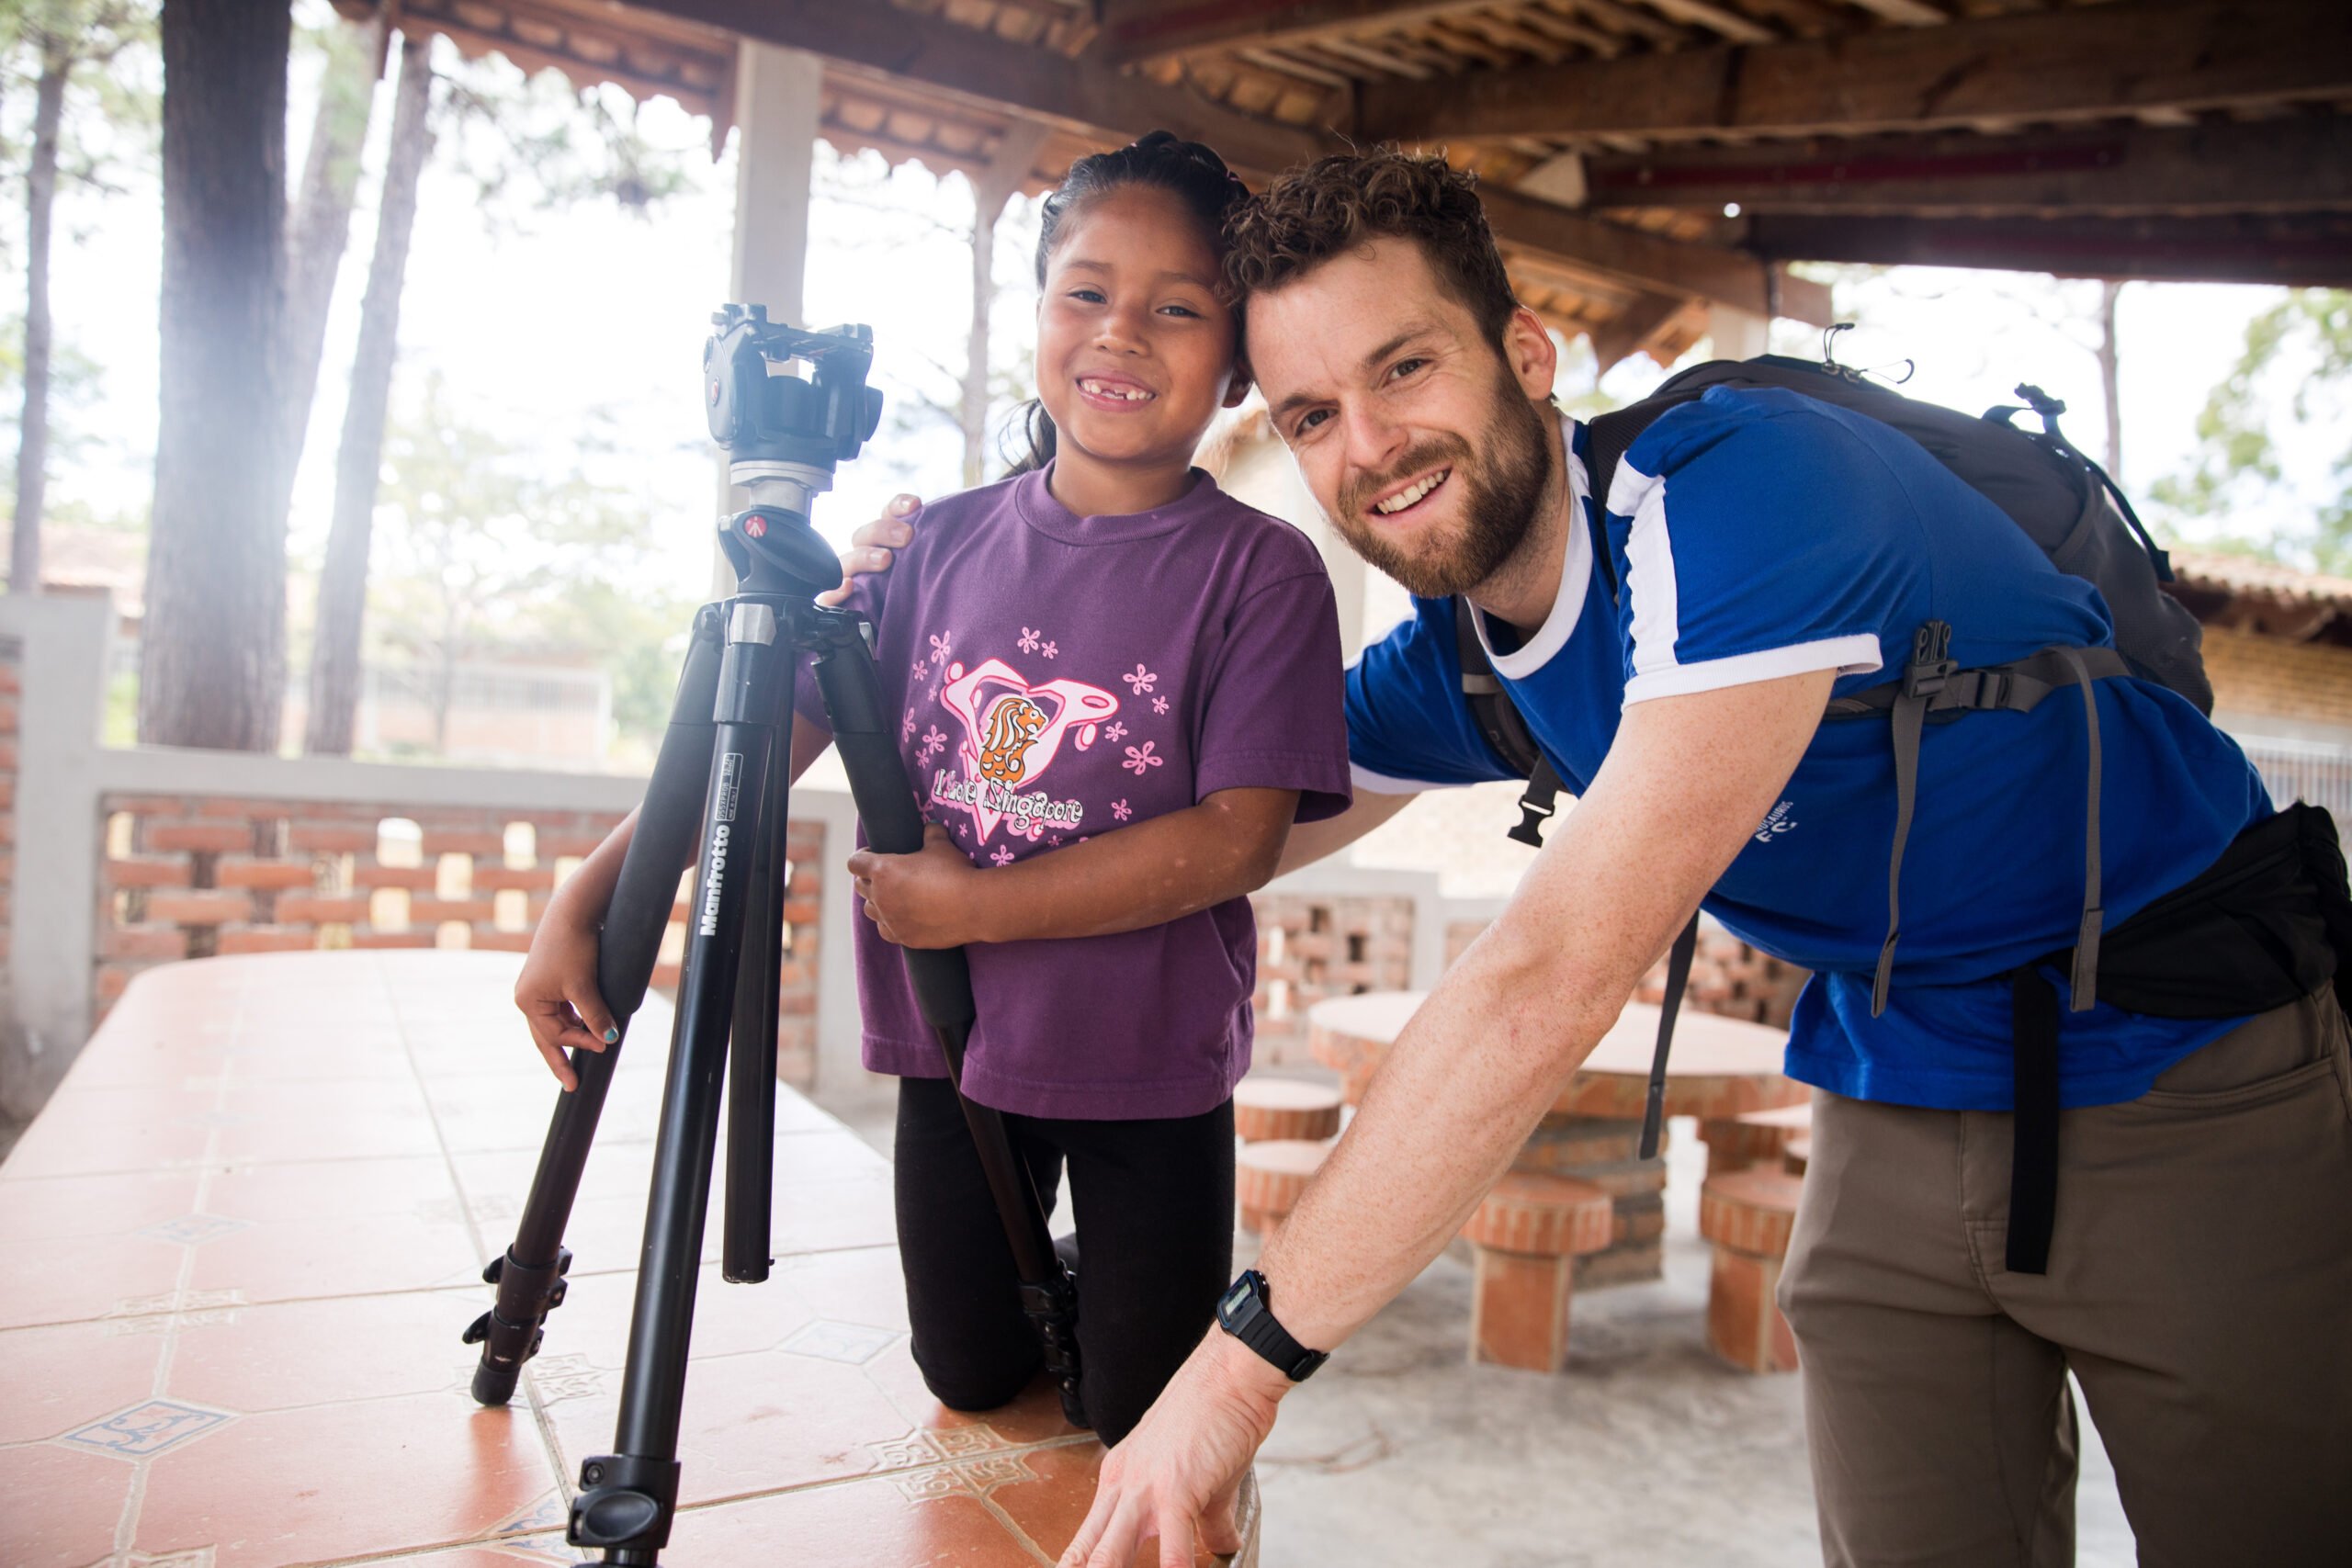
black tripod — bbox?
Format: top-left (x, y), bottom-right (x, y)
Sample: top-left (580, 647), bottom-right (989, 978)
top-left (460, 309), bottom-right (1083, 1566)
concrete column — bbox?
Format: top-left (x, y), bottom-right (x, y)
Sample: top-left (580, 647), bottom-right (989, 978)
top-left (717, 41), bottom-right (825, 588)
top-left (1707, 304), bottom-right (1769, 361)
top-left (729, 41), bottom-right (821, 326)
top-left (0, 592), bottom-right (112, 1116)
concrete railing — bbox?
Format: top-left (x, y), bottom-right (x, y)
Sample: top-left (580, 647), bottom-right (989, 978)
top-left (0, 595), bottom-right (865, 1119)
top-left (0, 594), bottom-right (1507, 1122)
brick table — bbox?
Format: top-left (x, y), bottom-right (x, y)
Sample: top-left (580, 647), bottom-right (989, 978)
top-left (0, 951), bottom-right (1255, 1567)
top-left (1310, 990), bottom-right (1804, 1290)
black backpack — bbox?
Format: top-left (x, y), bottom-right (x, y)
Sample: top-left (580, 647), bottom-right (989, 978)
top-left (1454, 354), bottom-right (2211, 1162)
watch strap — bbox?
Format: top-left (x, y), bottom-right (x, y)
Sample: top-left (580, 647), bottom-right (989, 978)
top-left (1217, 1270), bottom-right (1328, 1382)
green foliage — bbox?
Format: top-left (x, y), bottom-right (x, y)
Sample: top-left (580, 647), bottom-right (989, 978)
top-left (2151, 289), bottom-right (2352, 571)
top-left (366, 374), bottom-right (695, 760)
top-left (433, 46), bottom-right (707, 227)
top-left (4, 1), bottom-right (159, 201)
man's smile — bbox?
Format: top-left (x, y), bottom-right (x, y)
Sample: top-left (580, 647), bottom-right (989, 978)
top-left (1368, 466), bottom-right (1453, 519)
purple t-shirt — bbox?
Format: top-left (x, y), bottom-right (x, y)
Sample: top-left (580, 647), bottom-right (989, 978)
top-left (796, 465), bottom-right (1351, 1121)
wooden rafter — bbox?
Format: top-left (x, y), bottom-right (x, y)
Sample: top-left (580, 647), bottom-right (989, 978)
top-left (610, 0), bottom-right (1828, 321)
top-left (1357, 0), bottom-right (2352, 141)
top-left (1583, 117), bottom-right (2352, 216)
top-left (1835, 0), bottom-right (1947, 25)
top-left (1095, 1), bottom-right (1512, 67)
top-left (1744, 210), bottom-right (2352, 288)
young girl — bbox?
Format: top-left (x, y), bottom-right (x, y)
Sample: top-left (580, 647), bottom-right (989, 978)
top-left (514, 132), bottom-right (1352, 1445)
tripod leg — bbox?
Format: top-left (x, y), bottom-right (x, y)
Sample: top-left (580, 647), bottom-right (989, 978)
top-left (809, 619), bottom-right (1090, 1429)
top-left (570, 601), bottom-right (790, 1563)
top-left (722, 704), bottom-right (788, 1283)
top-left (466, 605), bottom-right (725, 1407)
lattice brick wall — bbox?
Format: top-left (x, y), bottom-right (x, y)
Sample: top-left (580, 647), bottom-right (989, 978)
top-left (95, 795), bottom-right (827, 1087)
top-left (1251, 892), bottom-right (1416, 1067)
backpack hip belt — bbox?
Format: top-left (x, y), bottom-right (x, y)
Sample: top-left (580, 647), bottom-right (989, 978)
top-left (1999, 801), bottom-right (2351, 1274)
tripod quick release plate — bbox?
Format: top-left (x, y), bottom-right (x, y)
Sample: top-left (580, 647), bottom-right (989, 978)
top-left (704, 304), bottom-right (885, 471)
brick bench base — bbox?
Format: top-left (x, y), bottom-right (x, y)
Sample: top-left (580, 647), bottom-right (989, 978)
top-left (1237, 1138), bottom-right (1331, 1242)
top-left (1699, 1168), bottom-right (1803, 1374)
top-left (1461, 1173), bottom-right (1613, 1373)
top-left (1699, 1100), bottom-right (1813, 1179)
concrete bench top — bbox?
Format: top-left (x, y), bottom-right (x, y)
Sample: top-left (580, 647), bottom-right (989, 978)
top-left (0, 950), bottom-right (1254, 1567)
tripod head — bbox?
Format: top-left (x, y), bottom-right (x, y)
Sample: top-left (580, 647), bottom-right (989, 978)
top-left (704, 304), bottom-right (886, 598)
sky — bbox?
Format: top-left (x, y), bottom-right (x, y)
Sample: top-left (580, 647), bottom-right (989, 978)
top-left (37, 7), bottom-right (2326, 616)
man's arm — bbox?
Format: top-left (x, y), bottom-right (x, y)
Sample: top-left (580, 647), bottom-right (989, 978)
top-left (1057, 666), bottom-right (1834, 1568)
top-left (1274, 786), bottom-right (1418, 876)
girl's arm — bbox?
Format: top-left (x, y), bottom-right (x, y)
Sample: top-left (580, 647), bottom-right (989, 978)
top-left (849, 786), bottom-right (1299, 949)
top-left (514, 722), bottom-right (836, 1084)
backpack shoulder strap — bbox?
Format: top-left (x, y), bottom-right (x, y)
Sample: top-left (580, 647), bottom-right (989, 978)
top-left (1452, 596), bottom-right (1566, 846)
top-left (1581, 384), bottom-right (1724, 598)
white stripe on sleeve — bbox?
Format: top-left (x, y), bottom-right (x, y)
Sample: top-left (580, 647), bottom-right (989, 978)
top-left (1618, 464), bottom-right (1681, 680)
top-left (1622, 634), bottom-right (1884, 705)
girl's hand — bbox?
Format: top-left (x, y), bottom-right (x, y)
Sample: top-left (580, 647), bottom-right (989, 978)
top-left (848, 823), bottom-right (986, 948)
top-left (816, 492), bottom-right (921, 606)
top-left (513, 899), bottom-right (619, 1090)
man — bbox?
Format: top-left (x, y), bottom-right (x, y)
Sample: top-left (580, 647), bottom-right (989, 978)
top-left (850, 151), bottom-right (2352, 1568)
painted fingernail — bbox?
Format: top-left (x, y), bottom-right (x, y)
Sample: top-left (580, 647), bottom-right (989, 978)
top-left (603, 1026), bottom-right (618, 1043)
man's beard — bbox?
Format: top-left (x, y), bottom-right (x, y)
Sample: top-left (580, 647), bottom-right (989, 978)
top-left (1331, 378), bottom-right (1554, 600)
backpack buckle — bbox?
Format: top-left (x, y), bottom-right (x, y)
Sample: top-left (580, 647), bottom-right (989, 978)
top-left (1902, 620), bottom-right (1957, 701)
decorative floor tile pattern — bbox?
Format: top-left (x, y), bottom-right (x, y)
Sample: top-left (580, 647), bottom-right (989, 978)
top-left (0, 952), bottom-right (1210, 1568)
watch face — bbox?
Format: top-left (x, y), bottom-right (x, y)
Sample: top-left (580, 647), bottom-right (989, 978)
top-left (1218, 1278), bottom-right (1251, 1317)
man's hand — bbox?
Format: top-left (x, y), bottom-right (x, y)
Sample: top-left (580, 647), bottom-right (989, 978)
top-left (1057, 1332), bottom-right (1287, 1568)
top-left (848, 823), bottom-right (986, 948)
top-left (817, 492), bottom-right (920, 605)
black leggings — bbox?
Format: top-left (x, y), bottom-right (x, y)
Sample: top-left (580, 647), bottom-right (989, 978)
top-left (891, 1075), bottom-right (1235, 1447)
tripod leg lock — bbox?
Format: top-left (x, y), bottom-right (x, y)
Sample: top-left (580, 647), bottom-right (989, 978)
top-left (1018, 1269), bottom-right (1088, 1429)
top-left (461, 1246), bottom-right (574, 1405)
top-left (570, 1451), bottom-right (682, 1554)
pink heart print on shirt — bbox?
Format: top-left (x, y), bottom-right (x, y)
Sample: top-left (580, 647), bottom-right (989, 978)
top-left (935, 657), bottom-right (1121, 843)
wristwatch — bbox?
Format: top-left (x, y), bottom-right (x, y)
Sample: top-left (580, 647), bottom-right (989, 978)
top-left (1216, 1269), bottom-right (1329, 1382)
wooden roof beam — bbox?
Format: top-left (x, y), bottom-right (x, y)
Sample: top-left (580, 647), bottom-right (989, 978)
top-left (1481, 185), bottom-right (1834, 321)
top-left (1744, 210), bottom-right (2352, 288)
top-left (1583, 118), bottom-right (2352, 216)
top-left (1094, 1), bottom-right (1509, 67)
top-left (617, 0), bottom-right (1832, 321)
top-left (1358, 0), bottom-right (2352, 141)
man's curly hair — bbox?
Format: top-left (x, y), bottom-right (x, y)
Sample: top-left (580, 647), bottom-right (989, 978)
top-left (1224, 149), bottom-right (1519, 341)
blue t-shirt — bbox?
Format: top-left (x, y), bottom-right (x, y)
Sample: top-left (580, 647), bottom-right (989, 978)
top-left (1346, 387), bottom-right (2272, 1111)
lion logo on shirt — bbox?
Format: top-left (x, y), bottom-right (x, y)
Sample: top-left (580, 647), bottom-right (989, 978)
top-left (978, 694), bottom-right (1050, 784)
top-left (932, 657), bottom-right (1122, 844)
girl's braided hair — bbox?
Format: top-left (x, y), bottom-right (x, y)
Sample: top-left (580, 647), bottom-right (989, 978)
top-left (1002, 130), bottom-right (1252, 478)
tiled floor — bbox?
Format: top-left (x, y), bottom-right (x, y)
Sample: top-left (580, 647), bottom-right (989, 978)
top-left (1, 952), bottom-right (1251, 1568)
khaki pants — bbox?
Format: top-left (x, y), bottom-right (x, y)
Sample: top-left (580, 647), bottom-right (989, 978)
top-left (1780, 989), bottom-right (2352, 1568)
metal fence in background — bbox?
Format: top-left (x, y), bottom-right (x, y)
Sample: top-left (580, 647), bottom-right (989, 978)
top-left (2238, 734), bottom-right (2352, 839)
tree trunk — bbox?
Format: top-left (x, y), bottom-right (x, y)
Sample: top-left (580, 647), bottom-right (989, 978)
top-left (2097, 279), bottom-right (2125, 481)
top-left (141, 0), bottom-right (294, 750)
top-left (266, 10), bottom-right (383, 542)
top-left (8, 29), bottom-right (69, 595)
top-left (305, 29), bottom-right (432, 757)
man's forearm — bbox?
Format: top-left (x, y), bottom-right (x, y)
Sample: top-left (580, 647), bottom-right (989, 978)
top-left (1251, 866), bottom-right (1649, 1352)
top-left (1247, 670), bottom-right (1835, 1357)
top-left (1274, 786), bottom-right (1415, 877)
